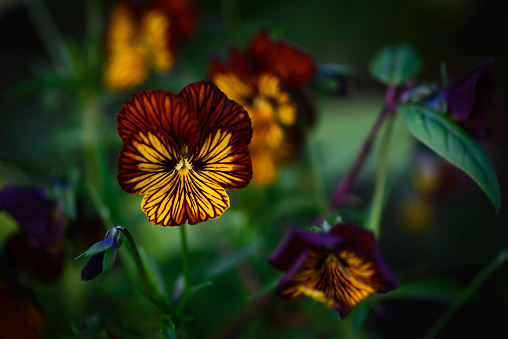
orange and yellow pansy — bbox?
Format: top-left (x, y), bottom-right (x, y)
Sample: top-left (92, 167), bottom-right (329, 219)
top-left (104, 0), bottom-right (197, 91)
top-left (117, 81), bottom-right (252, 226)
top-left (210, 31), bottom-right (315, 186)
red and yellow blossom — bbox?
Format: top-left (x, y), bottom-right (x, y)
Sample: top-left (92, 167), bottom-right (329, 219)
top-left (268, 223), bottom-right (398, 318)
top-left (104, 0), bottom-right (197, 90)
top-left (117, 81), bottom-right (252, 226)
top-left (210, 31), bottom-right (315, 186)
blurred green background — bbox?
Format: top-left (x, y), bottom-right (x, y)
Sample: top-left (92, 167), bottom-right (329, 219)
top-left (1, 0), bottom-right (508, 338)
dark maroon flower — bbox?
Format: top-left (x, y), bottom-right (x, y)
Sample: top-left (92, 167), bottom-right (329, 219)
top-left (268, 223), bottom-right (398, 318)
top-left (443, 58), bottom-right (494, 138)
top-left (0, 185), bottom-right (63, 248)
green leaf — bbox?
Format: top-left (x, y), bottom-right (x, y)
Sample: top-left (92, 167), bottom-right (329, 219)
top-left (74, 240), bottom-right (113, 261)
top-left (399, 104), bottom-right (501, 212)
top-left (369, 44), bottom-right (422, 86)
top-left (99, 246), bottom-right (117, 282)
top-left (160, 316), bottom-right (176, 339)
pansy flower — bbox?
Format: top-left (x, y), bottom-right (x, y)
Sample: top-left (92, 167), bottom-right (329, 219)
top-left (103, 0), bottom-right (197, 90)
top-left (0, 186), bottom-right (65, 281)
top-left (117, 81), bottom-right (252, 226)
top-left (209, 30), bottom-right (315, 185)
top-left (443, 58), bottom-right (494, 139)
top-left (268, 223), bottom-right (398, 318)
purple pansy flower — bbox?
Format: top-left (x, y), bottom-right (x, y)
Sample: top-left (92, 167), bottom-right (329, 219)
top-left (268, 223), bottom-right (398, 318)
top-left (443, 58), bottom-right (494, 138)
top-left (0, 185), bottom-right (64, 248)
top-left (78, 226), bottom-right (123, 282)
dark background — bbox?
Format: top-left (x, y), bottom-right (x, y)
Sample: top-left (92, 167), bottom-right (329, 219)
top-left (1, 0), bottom-right (508, 338)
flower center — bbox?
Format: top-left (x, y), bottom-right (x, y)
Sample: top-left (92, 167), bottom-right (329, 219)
top-left (252, 95), bottom-right (275, 121)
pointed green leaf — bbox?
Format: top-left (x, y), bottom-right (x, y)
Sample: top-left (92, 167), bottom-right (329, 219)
top-left (369, 44), bottom-right (422, 86)
top-left (160, 316), bottom-right (176, 339)
top-left (399, 104), bottom-right (501, 212)
top-left (74, 240), bottom-right (113, 261)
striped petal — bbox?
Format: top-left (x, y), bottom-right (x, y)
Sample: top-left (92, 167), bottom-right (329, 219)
top-left (188, 126), bottom-right (252, 190)
top-left (179, 81), bottom-right (253, 145)
top-left (141, 168), bottom-right (230, 226)
top-left (118, 127), bottom-right (181, 195)
top-left (117, 89), bottom-right (200, 147)
top-left (277, 248), bottom-right (377, 318)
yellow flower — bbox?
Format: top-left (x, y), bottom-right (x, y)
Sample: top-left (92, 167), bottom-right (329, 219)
top-left (209, 31), bottom-right (315, 186)
top-left (104, 0), bottom-right (197, 91)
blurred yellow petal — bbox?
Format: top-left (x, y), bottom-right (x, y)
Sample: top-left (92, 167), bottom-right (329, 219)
top-left (256, 73), bottom-right (296, 126)
top-left (104, 4), bottom-right (174, 90)
top-left (249, 145), bottom-right (278, 186)
top-left (140, 9), bottom-right (174, 73)
top-left (211, 73), bottom-right (254, 108)
top-left (104, 49), bottom-right (149, 91)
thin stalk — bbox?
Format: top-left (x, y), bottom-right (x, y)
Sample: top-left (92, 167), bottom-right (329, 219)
top-left (306, 133), bottom-right (333, 221)
top-left (118, 227), bottom-right (154, 299)
top-left (329, 86), bottom-right (397, 209)
top-left (179, 224), bottom-right (191, 303)
top-left (367, 114), bottom-right (396, 237)
top-left (423, 248), bottom-right (508, 339)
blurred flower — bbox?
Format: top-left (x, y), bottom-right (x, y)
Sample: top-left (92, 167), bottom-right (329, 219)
top-left (210, 30), bottom-right (315, 186)
top-left (0, 185), bottom-right (63, 248)
top-left (77, 226), bottom-right (124, 282)
top-left (117, 81), bottom-right (252, 226)
top-left (0, 185), bottom-right (65, 281)
top-left (0, 274), bottom-right (43, 339)
top-left (443, 58), bottom-right (494, 139)
top-left (268, 223), bottom-right (398, 318)
top-left (103, 0), bottom-right (197, 90)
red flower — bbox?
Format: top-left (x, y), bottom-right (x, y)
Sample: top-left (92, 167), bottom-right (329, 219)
top-left (117, 81), bottom-right (252, 226)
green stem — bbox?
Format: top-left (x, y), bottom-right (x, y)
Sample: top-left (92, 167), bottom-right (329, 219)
top-left (367, 113), bottom-right (396, 237)
top-left (80, 92), bottom-right (124, 226)
top-left (118, 227), bottom-right (154, 299)
top-left (306, 133), bottom-right (333, 221)
top-left (180, 224), bottom-right (191, 303)
top-left (423, 248), bottom-right (508, 339)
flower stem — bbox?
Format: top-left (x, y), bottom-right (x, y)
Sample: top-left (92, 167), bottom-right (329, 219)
top-left (179, 224), bottom-right (191, 304)
top-left (329, 85), bottom-right (397, 210)
top-left (423, 248), bottom-right (508, 339)
top-left (117, 227), bottom-right (154, 299)
top-left (367, 113), bottom-right (396, 237)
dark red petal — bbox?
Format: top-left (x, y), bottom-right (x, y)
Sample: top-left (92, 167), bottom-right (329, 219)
top-left (248, 30), bottom-right (316, 89)
top-left (117, 89), bottom-right (200, 147)
top-left (209, 45), bottom-right (253, 81)
top-left (179, 81), bottom-right (252, 145)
